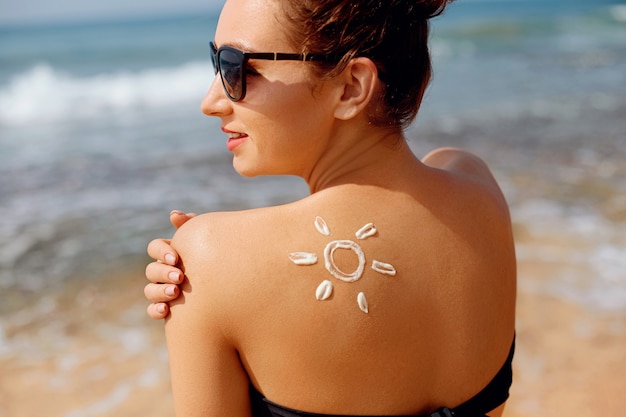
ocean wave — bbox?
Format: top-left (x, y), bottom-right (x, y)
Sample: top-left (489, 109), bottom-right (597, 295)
top-left (0, 61), bottom-right (213, 126)
top-left (610, 5), bottom-right (626, 22)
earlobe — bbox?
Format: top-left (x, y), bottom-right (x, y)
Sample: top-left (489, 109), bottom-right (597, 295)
top-left (333, 58), bottom-right (380, 121)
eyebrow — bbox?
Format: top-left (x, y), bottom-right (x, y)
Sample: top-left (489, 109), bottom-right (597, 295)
top-left (217, 40), bottom-right (257, 53)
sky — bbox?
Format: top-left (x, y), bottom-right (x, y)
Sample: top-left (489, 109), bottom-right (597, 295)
top-left (0, 0), bottom-right (224, 26)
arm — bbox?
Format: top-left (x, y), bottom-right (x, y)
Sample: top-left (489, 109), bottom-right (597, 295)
top-left (144, 211), bottom-right (196, 319)
top-left (165, 214), bottom-right (251, 417)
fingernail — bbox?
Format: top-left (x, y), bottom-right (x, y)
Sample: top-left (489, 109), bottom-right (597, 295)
top-left (165, 286), bottom-right (176, 296)
top-left (170, 210), bottom-right (184, 216)
top-left (168, 271), bottom-right (180, 283)
top-left (165, 253), bottom-right (176, 265)
top-left (157, 304), bottom-right (166, 313)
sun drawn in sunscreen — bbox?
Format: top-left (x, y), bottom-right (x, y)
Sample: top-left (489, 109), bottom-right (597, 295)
top-left (288, 216), bottom-right (396, 313)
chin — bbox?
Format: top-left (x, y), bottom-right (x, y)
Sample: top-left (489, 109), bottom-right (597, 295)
top-left (232, 159), bottom-right (262, 178)
top-left (232, 157), bottom-right (296, 178)
top-left (233, 167), bottom-right (258, 178)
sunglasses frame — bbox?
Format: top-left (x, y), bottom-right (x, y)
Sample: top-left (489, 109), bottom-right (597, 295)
top-left (210, 41), bottom-right (331, 102)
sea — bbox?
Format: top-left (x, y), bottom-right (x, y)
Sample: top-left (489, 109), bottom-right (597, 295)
top-left (1, 0), bottom-right (625, 415)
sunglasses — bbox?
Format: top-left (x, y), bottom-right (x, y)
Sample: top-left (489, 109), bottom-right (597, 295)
top-left (210, 41), bottom-right (332, 102)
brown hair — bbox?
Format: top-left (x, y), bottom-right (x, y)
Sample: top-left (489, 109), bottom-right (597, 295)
top-left (279, 0), bottom-right (454, 128)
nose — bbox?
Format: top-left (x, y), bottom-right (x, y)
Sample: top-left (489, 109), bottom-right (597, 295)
top-left (201, 75), bottom-right (232, 117)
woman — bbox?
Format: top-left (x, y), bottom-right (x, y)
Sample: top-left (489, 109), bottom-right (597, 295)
top-left (145, 0), bottom-right (516, 416)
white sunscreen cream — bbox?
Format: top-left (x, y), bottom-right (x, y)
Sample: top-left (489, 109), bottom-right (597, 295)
top-left (289, 217), bottom-right (397, 313)
top-left (323, 239), bottom-right (366, 282)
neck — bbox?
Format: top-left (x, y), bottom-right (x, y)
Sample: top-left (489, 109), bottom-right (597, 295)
top-left (304, 125), bottom-right (422, 195)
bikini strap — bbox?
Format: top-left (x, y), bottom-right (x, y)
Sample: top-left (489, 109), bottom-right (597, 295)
top-left (449, 335), bottom-right (515, 416)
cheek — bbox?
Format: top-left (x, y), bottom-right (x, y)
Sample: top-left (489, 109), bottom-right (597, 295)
top-left (252, 81), bottom-right (328, 138)
top-left (242, 101), bottom-right (330, 175)
top-left (240, 71), bottom-right (335, 171)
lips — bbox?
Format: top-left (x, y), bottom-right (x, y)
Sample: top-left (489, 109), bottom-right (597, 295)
top-left (223, 129), bottom-right (248, 151)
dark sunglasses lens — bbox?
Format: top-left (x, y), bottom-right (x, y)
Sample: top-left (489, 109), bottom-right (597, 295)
top-left (218, 49), bottom-right (243, 100)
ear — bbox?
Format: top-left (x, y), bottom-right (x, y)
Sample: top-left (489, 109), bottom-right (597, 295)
top-left (333, 57), bottom-right (380, 121)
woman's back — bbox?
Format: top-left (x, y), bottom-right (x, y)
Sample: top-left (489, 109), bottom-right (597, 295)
top-left (167, 150), bottom-right (516, 416)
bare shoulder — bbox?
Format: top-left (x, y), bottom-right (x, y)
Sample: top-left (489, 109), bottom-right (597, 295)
top-left (422, 147), bottom-right (496, 181)
top-left (168, 206), bottom-right (296, 322)
top-left (167, 211), bottom-right (242, 319)
top-left (171, 209), bottom-right (263, 255)
top-left (422, 147), bottom-right (511, 220)
top-left (171, 208), bottom-right (286, 280)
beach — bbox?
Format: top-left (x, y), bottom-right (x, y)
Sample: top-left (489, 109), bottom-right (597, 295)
top-left (1, 2), bottom-right (625, 416)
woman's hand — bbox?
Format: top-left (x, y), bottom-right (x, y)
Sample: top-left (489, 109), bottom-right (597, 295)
top-left (144, 210), bottom-right (196, 319)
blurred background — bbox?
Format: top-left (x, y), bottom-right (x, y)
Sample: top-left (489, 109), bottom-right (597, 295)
top-left (1, 0), bottom-right (625, 415)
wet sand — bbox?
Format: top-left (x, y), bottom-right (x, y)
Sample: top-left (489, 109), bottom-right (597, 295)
top-left (0, 264), bottom-right (174, 417)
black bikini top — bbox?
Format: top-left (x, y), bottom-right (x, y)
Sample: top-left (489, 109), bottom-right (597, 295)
top-left (249, 336), bottom-right (515, 417)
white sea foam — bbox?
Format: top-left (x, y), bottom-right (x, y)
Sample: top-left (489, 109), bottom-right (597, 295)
top-left (0, 61), bottom-right (213, 126)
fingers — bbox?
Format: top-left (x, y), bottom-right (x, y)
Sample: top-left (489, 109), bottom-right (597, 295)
top-left (145, 281), bottom-right (177, 320)
top-left (144, 261), bottom-right (182, 320)
top-left (146, 238), bottom-right (178, 265)
top-left (144, 282), bottom-right (180, 303)
top-left (144, 210), bottom-right (195, 321)
top-left (147, 302), bottom-right (170, 320)
top-left (145, 260), bottom-right (183, 284)
top-left (170, 210), bottom-right (197, 229)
